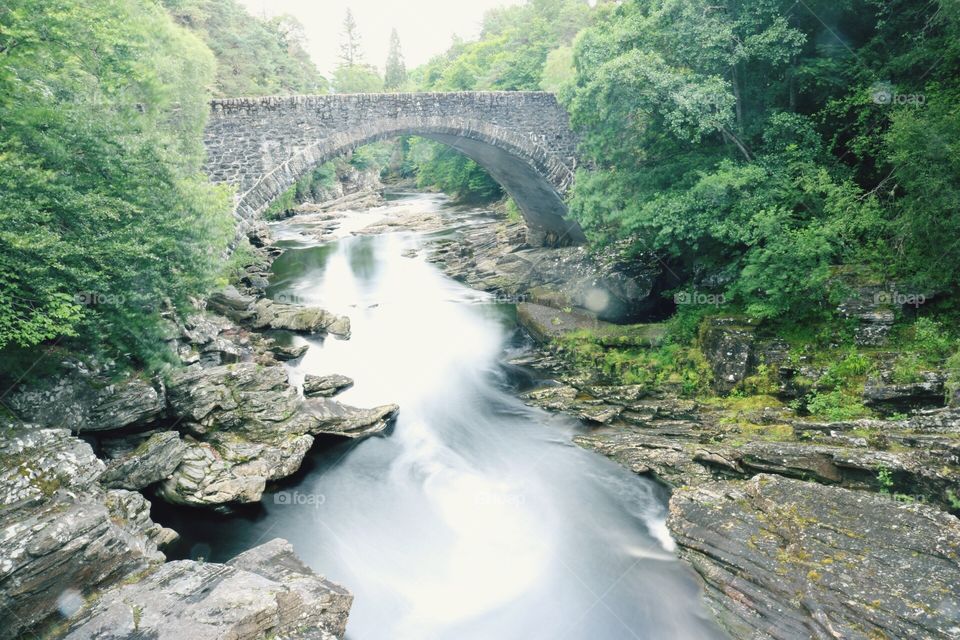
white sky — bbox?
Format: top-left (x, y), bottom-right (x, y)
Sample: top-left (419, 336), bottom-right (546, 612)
top-left (237, 0), bottom-right (525, 78)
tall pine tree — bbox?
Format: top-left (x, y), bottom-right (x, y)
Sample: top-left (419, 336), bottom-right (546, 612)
top-left (384, 28), bottom-right (407, 91)
top-left (339, 9), bottom-right (362, 66)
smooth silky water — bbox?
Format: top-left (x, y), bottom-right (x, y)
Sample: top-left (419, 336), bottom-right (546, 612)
top-left (155, 193), bottom-right (725, 640)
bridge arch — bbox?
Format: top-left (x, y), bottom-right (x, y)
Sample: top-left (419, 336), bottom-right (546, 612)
top-left (204, 92), bottom-right (585, 246)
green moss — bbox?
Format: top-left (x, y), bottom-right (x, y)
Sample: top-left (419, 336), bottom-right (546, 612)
top-left (555, 327), bottom-right (713, 396)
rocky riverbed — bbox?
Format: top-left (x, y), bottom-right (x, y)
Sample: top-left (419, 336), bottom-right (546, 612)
top-left (5, 196), bottom-right (960, 639)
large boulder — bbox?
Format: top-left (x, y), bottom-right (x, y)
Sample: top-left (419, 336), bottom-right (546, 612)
top-left (516, 302), bottom-right (666, 344)
top-left (206, 285), bottom-right (258, 323)
top-left (669, 474), bottom-right (960, 640)
top-left (60, 538), bottom-right (352, 640)
top-left (157, 434), bottom-right (314, 506)
top-left (863, 370), bottom-right (947, 413)
top-left (165, 362), bottom-right (311, 437)
top-left (699, 318), bottom-right (755, 394)
top-left (162, 361), bottom-right (398, 505)
top-left (305, 398), bottom-right (399, 438)
top-left (431, 220), bottom-right (669, 323)
top-left (252, 298), bottom-right (351, 337)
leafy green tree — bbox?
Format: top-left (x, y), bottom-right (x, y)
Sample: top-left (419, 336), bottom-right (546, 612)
top-left (384, 28), bottom-right (407, 91)
top-left (332, 64), bottom-right (383, 93)
top-left (539, 46), bottom-right (575, 93)
top-left (564, 0), bottom-right (958, 319)
top-left (162, 0), bottom-right (327, 96)
top-left (0, 0), bottom-right (233, 365)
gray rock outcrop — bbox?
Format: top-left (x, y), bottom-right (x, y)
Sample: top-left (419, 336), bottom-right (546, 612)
top-left (669, 474), bottom-right (960, 640)
top-left (5, 364), bottom-right (165, 433)
top-left (0, 427), bottom-right (167, 639)
top-left (60, 539), bottom-right (351, 640)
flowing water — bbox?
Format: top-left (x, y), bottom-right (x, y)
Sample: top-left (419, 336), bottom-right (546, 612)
top-left (157, 193), bottom-right (724, 640)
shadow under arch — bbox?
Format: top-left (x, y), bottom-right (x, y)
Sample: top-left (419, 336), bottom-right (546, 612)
top-left (234, 117), bottom-right (586, 247)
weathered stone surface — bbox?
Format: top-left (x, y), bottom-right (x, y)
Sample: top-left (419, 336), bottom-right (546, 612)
top-left (99, 431), bottom-right (187, 491)
top-left (0, 428), bottom-right (105, 504)
top-left (205, 92), bottom-right (585, 246)
top-left (700, 318), bottom-right (755, 394)
top-left (165, 362), bottom-right (306, 435)
top-left (0, 427), bottom-right (166, 639)
top-left (206, 285), bottom-right (257, 322)
top-left (271, 340), bottom-right (309, 361)
top-left (157, 433), bottom-right (314, 506)
top-left (575, 425), bottom-right (722, 486)
top-left (517, 302), bottom-right (667, 343)
top-left (5, 365), bottom-right (165, 433)
top-left (305, 398), bottom-right (399, 438)
top-left (104, 489), bottom-right (179, 547)
top-left (61, 539), bottom-right (352, 640)
top-left (431, 219), bottom-right (669, 320)
top-left (863, 370), bottom-right (947, 412)
top-left (252, 298), bottom-right (351, 337)
top-left (669, 474), bottom-right (960, 640)
top-left (303, 373), bottom-right (354, 398)
top-left (227, 538), bottom-right (352, 637)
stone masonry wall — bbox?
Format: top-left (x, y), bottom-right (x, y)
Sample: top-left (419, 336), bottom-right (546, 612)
top-left (202, 92), bottom-right (584, 244)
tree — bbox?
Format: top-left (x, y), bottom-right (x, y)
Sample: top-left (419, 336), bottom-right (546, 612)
top-left (162, 0), bottom-right (328, 96)
top-left (339, 9), bottom-right (363, 67)
top-left (0, 0), bottom-right (234, 365)
top-left (384, 28), bottom-right (407, 91)
top-left (332, 64), bottom-right (383, 93)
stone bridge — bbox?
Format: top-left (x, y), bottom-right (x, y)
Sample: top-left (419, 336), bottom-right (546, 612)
top-left (203, 92), bottom-right (585, 246)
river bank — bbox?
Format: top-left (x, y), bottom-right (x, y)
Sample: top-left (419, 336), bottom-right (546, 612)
top-left (4, 191), bottom-right (959, 639)
top-left (423, 210), bottom-right (960, 639)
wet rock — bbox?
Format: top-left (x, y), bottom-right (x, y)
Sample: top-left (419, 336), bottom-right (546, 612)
top-left (305, 398), bottom-right (399, 438)
top-left (303, 373), bottom-right (354, 398)
top-left (668, 474), bottom-right (960, 640)
top-left (5, 364), bottom-right (165, 433)
top-left (700, 318), bottom-right (755, 394)
top-left (252, 298), bottom-right (351, 337)
top-left (99, 431), bottom-right (187, 491)
top-left (61, 538), bottom-right (352, 640)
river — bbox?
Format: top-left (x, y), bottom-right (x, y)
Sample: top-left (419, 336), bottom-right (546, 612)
top-left (155, 193), bottom-right (724, 640)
